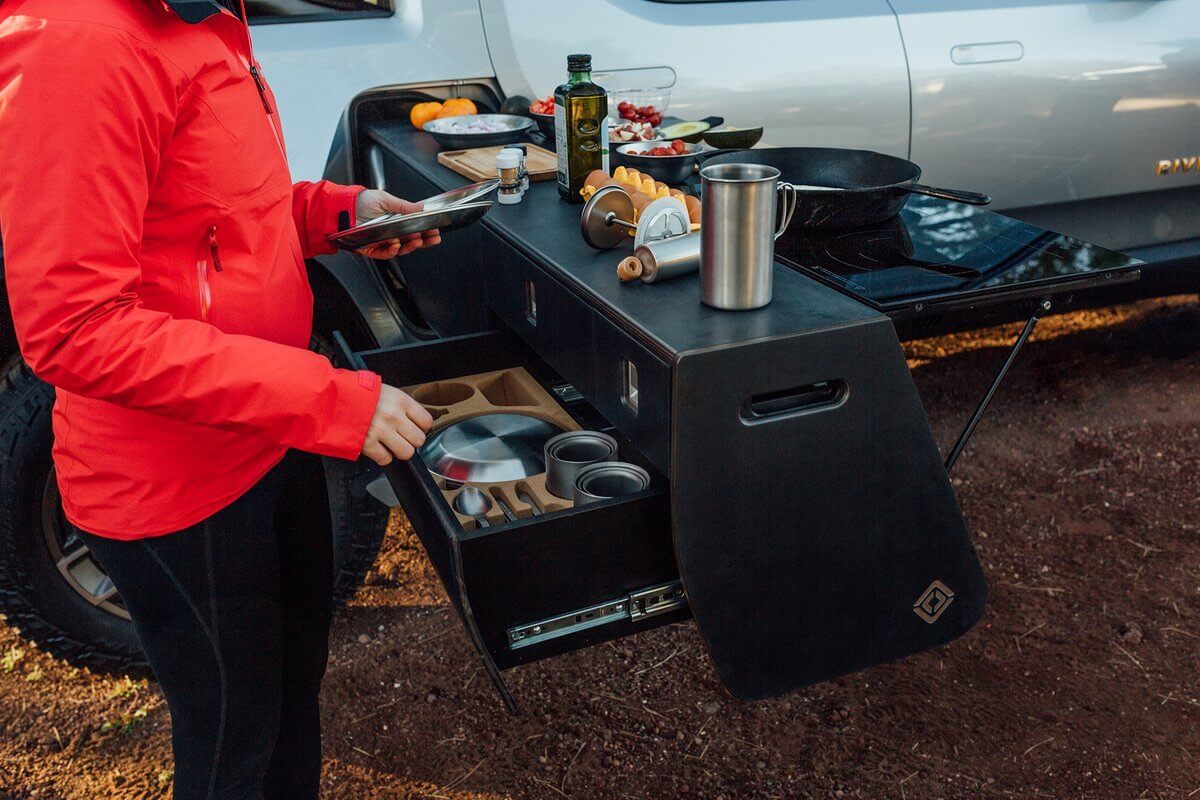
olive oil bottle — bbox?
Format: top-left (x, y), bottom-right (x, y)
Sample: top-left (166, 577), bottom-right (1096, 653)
top-left (554, 54), bottom-right (607, 203)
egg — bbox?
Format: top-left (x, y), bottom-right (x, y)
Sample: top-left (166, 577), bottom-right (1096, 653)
top-left (684, 195), bottom-right (702, 224)
top-left (639, 177), bottom-right (657, 195)
top-left (629, 191), bottom-right (653, 223)
top-left (585, 169), bottom-right (609, 189)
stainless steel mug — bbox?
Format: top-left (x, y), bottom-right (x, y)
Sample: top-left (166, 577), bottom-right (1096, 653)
top-left (699, 163), bottom-right (798, 310)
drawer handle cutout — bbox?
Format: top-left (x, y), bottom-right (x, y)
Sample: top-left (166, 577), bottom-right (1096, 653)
top-left (741, 380), bottom-right (848, 423)
top-left (524, 279), bottom-right (537, 326)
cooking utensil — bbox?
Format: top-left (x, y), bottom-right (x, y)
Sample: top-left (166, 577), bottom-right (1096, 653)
top-left (453, 486), bottom-right (493, 529)
top-left (699, 162), bottom-right (798, 310)
top-left (422, 114), bottom-right (534, 149)
top-left (618, 233), bottom-right (701, 284)
top-left (633, 197), bottom-right (691, 248)
top-left (327, 201), bottom-right (492, 250)
top-left (573, 462), bottom-right (651, 506)
top-left (493, 492), bottom-right (518, 522)
top-left (697, 147), bottom-right (990, 229)
top-left (420, 178), bottom-right (499, 211)
top-left (544, 431), bottom-right (619, 499)
top-left (613, 141), bottom-right (702, 184)
top-left (518, 490), bottom-right (541, 516)
top-left (419, 413), bottom-right (563, 484)
top-left (580, 185), bottom-right (691, 251)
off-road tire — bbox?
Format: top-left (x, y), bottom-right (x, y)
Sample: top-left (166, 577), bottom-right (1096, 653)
top-left (0, 356), bottom-right (388, 675)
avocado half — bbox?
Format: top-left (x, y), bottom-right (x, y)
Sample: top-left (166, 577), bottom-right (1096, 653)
top-left (657, 120), bottom-right (711, 144)
top-left (703, 126), bottom-right (764, 149)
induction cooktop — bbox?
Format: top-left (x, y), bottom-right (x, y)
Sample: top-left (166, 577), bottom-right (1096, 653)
top-left (773, 196), bottom-right (1142, 316)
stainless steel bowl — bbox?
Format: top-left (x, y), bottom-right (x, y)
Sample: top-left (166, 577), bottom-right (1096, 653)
top-left (573, 462), bottom-right (651, 505)
top-left (544, 431), bottom-right (618, 499)
top-left (613, 141), bottom-right (703, 185)
top-left (419, 413), bottom-right (564, 484)
top-left (422, 114), bottom-right (534, 149)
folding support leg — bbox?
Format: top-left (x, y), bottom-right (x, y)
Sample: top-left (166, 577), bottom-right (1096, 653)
top-left (944, 299), bottom-right (1051, 472)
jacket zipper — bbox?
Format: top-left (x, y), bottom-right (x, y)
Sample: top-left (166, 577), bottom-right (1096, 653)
top-left (235, 0), bottom-right (274, 115)
top-left (196, 225), bottom-right (221, 321)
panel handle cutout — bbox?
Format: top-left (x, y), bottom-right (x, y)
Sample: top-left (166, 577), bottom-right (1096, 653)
top-left (740, 379), bottom-right (848, 423)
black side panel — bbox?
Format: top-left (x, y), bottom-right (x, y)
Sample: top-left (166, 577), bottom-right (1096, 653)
top-left (671, 317), bottom-right (987, 701)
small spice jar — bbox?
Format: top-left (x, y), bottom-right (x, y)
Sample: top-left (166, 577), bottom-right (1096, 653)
top-left (504, 143), bottom-right (530, 192)
top-left (496, 149), bottom-right (523, 205)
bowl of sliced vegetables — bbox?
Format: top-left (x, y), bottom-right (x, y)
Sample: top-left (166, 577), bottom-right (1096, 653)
top-left (529, 95), bottom-right (557, 141)
top-left (423, 114), bottom-right (534, 149)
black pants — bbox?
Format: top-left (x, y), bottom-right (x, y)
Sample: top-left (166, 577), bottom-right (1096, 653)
top-left (79, 450), bottom-right (334, 800)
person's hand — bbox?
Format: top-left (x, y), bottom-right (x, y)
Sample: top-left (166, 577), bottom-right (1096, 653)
top-left (361, 385), bottom-right (435, 465)
top-left (354, 189), bottom-right (442, 259)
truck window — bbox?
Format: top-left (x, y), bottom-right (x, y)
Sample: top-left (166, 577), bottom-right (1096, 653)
top-left (246, 0), bottom-right (391, 24)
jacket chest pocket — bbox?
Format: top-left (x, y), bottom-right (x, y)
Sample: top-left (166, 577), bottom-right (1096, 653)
top-left (170, 66), bottom-right (290, 210)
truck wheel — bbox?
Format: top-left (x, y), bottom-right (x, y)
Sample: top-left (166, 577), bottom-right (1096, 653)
top-left (0, 357), bottom-right (388, 675)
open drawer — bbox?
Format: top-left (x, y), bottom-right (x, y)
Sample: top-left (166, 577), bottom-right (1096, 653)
top-left (347, 330), bottom-right (689, 707)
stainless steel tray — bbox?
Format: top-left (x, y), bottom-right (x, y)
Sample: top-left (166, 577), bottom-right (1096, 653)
top-left (422, 178), bottom-right (499, 211)
top-left (327, 201), bottom-right (493, 250)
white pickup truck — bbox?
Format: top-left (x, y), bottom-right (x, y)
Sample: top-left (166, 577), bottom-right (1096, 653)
top-left (0, 0), bottom-right (1197, 674)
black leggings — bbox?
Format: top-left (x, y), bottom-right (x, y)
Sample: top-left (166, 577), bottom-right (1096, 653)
top-left (78, 450), bottom-right (334, 800)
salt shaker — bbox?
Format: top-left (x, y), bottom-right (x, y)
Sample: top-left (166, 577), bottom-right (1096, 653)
top-left (504, 143), bottom-right (530, 192)
top-left (496, 148), bottom-right (523, 205)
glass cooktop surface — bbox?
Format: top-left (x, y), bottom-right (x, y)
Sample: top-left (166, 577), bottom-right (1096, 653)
top-left (773, 196), bottom-right (1142, 313)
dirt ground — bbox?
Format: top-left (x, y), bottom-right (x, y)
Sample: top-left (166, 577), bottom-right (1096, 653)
top-left (1, 296), bottom-right (1198, 799)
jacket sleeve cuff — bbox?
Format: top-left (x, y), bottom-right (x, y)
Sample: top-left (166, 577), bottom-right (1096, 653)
top-left (318, 368), bottom-right (381, 460)
top-left (311, 183), bottom-right (365, 258)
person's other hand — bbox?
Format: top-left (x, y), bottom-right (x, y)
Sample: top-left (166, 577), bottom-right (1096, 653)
top-left (361, 385), bottom-right (435, 465)
top-left (354, 189), bottom-right (442, 259)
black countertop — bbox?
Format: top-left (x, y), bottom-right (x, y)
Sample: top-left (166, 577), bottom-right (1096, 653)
top-left (365, 122), bottom-right (884, 361)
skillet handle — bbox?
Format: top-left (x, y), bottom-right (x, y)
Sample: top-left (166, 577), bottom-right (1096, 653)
top-left (904, 183), bottom-right (991, 206)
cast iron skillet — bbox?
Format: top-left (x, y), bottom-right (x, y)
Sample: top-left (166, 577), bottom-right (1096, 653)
top-left (697, 147), bottom-right (991, 229)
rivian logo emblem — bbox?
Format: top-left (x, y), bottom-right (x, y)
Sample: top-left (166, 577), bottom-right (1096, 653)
top-left (1156, 157), bottom-right (1199, 176)
top-left (913, 580), bottom-right (955, 624)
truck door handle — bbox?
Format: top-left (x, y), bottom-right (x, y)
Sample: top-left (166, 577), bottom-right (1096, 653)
top-left (951, 41), bottom-right (1024, 65)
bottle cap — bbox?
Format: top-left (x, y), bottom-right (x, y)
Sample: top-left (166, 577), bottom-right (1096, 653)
top-left (496, 149), bottom-right (521, 169)
top-left (567, 54), bottom-right (592, 72)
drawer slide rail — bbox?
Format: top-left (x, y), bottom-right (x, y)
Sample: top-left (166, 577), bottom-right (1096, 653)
top-left (507, 582), bottom-right (687, 650)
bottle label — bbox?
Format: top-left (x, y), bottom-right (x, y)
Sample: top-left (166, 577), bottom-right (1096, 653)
top-left (554, 102), bottom-right (568, 192)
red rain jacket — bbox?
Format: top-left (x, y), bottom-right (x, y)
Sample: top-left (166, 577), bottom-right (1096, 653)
top-left (0, 0), bottom-right (383, 538)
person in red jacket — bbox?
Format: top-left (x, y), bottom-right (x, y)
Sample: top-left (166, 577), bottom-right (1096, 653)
top-left (0, 1), bottom-right (441, 796)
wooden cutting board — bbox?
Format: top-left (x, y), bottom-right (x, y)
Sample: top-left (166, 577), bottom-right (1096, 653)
top-left (437, 143), bottom-right (558, 183)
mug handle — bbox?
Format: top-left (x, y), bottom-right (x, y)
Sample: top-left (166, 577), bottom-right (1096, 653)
top-left (775, 182), bottom-right (798, 239)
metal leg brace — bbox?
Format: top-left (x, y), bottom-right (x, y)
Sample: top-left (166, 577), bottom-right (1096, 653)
top-left (945, 299), bottom-right (1051, 472)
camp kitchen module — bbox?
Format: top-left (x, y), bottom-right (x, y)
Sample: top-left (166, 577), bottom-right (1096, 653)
top-left (336, 117), bottom-right (1142, 711)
